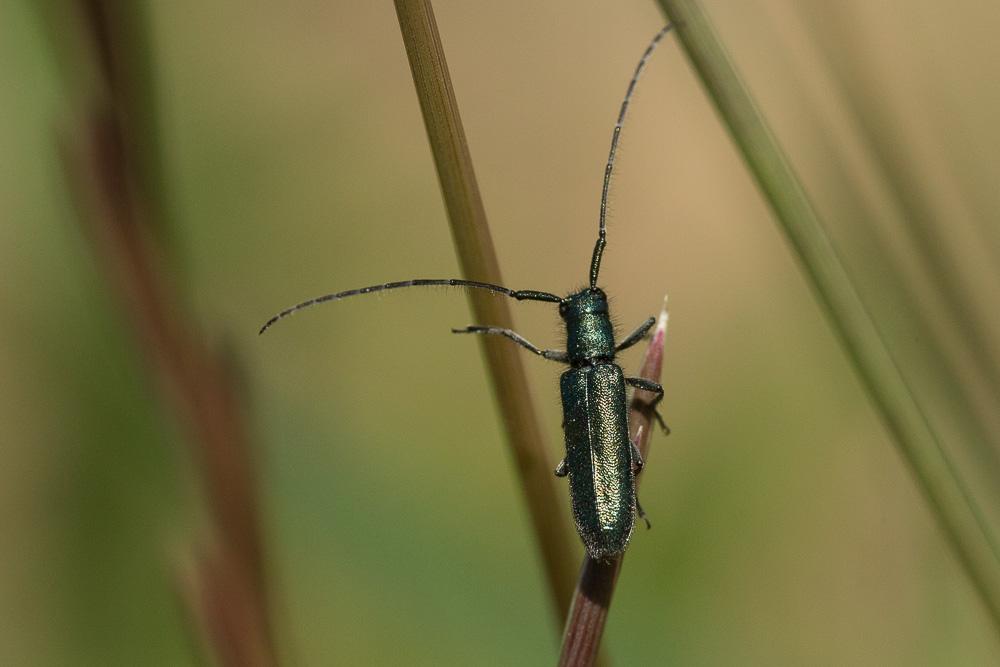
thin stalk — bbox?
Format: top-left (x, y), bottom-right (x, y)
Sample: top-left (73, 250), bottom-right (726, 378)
top-left (655, 0), bottom-right (1000, 633)
top-left (801, 7), bottom-right (1000, 479)
top-left (559, 300), bottom-right (669, 667)
top-left (56, 2), bottom-right (278, 664)
top-left (393, 0), bottom-right (578, 624)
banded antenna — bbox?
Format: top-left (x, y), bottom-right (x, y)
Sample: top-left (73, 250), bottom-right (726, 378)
top-left (259, 279), bottom-right (561, 334)
top-left (589, 24), bottom-right (673, 288)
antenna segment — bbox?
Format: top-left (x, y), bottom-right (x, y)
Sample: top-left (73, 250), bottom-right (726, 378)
top-left (589, 24), bottom-right (673, 288)
top-left (259, 279), bottom-right (561, 334)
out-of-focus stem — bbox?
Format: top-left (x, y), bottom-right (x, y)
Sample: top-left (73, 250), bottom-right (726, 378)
top-left (58, 2), bottom-right (278, 664)
top-left (393, 0), bottom-right (578, 624)
top-left (655, 0), bottom-right (1000, 633)
top-left (559, 299), bottom-right (669, 667)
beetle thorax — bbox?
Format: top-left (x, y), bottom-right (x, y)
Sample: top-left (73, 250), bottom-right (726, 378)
top-left (560, 288), bottom-right (616, 365)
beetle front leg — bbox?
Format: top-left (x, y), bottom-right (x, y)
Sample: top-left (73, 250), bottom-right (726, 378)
top-left (452, 325), bottom-right (568, 362)
top-left (626, 376), bottom-right (669, 434)
top-left (616, 316), bottom-right (655, 352)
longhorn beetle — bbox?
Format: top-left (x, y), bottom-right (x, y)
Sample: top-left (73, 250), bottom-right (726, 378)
top-left (261, 25), bottom-right (672, 560)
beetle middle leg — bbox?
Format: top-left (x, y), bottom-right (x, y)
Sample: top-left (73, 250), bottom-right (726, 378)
top-left (630, 427), bottom-right (652, 528)
top-left (616, 316), bottom-right (656, 353)
top-left (626, 376), bottom-right (669, 434)
top-left (630, 433), bottom-right (646, 474)
top-left (452, 325), bottom-right (568, 362)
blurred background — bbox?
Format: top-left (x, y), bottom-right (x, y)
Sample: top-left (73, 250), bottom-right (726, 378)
top-left (3, 0), bottom-right (1000, 664)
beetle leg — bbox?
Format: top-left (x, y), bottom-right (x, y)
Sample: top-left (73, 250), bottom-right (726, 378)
top-left (626, 376), bottom-right (669, 434)
top-left (630, 427), bottom-right (651, 527)
top-left (452, 325), bottom-right (569, 362)
top-left (554, 458), bottom-right (569, 477)
top-left (652, 411), bottom-right (669, 435)
top-left (635, 496), bottom-right (652, 529)
top-left (630, 429), bottom-right (645, 474)
top-left (615, 316), bottom-right (655, 352)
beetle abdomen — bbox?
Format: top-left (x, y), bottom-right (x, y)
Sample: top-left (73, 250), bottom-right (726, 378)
top-left (560, 363), bottom-right (635, 559)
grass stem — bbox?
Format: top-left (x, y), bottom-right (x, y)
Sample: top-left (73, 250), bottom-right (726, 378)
top-left (56, 2), bottom-right (278, 663)
top-left (393, 0), bottom-right (579, 625)
top-left (655, 0), bottom-right (1000, 633)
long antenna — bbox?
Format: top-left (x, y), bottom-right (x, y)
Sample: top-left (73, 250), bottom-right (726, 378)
top-left (259, 279), bottom-right (561, 334)
top-left (589, 24), bottom-right (673, 288)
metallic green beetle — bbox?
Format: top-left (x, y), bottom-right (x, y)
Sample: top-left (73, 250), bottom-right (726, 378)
top-left (261, 26), bottom-right (672, 560)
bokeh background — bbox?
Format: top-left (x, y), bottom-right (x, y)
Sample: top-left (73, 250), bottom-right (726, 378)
top-left (3, 1), bottom-right (1000, 664)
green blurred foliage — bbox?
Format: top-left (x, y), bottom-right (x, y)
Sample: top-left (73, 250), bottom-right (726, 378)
top-left (2, 1), bottom-right (998, 664)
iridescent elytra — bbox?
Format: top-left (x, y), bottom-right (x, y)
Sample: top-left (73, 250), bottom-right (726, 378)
top-left (260, 25), bottom-right (672, 560)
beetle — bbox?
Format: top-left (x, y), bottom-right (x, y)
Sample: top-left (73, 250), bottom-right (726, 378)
top-left (261, 25), bottom-right (672, 560)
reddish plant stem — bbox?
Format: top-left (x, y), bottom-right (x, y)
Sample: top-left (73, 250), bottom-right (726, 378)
top-left (62, 2), bottom-right (277, 665)
top-left (559, 301), bottom-right (669, 667)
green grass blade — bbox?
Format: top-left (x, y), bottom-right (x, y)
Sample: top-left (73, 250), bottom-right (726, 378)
top-left (655, 0), bottom-right (1000, 632)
